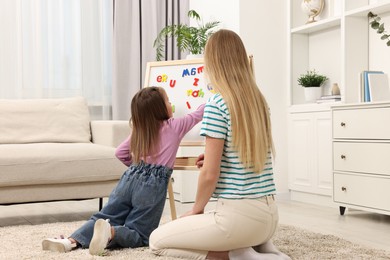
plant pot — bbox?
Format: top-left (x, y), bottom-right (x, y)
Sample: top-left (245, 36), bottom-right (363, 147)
top-left (186, 54), bottom-right (203, 60)
top-left (304, 87), bottom-right (322, 103)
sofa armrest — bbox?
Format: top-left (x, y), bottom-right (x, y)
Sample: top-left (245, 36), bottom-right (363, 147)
top-left (90, 120), bottom-right (130, 148)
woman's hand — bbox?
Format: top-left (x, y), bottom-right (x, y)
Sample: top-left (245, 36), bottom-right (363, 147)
top-left (180, 209), bottom-right (204, 218)
top-left (195, 153), bottom-right (205, 168)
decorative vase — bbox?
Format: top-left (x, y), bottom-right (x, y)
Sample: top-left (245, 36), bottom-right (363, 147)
top-left (331, 83), bottom-right (340, 95)
top-left (301, 0), bottom-right (325, 24)
top-left (304, 87), bottom-right (322, 103)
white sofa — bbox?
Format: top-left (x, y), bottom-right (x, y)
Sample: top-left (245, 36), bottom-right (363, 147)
top-left (0, 97), bottom-right (129, 208)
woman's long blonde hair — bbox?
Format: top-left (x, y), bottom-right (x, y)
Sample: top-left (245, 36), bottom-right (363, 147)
top-left (204, 29), bottom-right (274, 172)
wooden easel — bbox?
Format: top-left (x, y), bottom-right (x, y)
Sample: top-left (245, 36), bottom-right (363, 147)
top-left (168, 142), bottom-right (203, 220)
top-left (167, 163), bottom-right (198, 220)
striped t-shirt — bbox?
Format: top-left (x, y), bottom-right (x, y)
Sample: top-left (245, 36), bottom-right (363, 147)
top-left (200, 93), bottom-right (276, 199)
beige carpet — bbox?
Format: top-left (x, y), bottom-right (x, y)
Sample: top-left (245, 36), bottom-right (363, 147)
top-left (1, 221), bottom-right (389, 260)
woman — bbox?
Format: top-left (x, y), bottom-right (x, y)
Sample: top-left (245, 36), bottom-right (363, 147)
top-left (149, 30), bottom-right (290, 260)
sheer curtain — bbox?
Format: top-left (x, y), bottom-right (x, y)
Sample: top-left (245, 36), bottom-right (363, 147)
top-left (0, 0), bottom-right (112, 119)
top-left (112, 0), bottom-right (189, 120)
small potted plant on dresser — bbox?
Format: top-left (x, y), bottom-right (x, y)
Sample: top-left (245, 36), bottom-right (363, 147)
top-left (153, 10), bottom-right (220, 61)
top-left (297, 69), bottom-right (328, 103)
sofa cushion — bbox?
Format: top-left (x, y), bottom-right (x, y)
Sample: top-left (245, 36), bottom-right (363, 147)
top-left (0, 97), bottom-right (91, 144)
top-left (0, 143), bottom-right (127, 187)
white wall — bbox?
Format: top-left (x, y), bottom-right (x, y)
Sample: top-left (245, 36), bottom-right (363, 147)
top-left (189, 0), bottom-right (240, 33)
top-left (190, 1), bottom-right (289, 193)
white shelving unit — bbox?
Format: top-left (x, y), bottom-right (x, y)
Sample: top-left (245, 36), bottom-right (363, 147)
top-left (287, 0), bottom-right (390, 205)
top-left (288, 0), bottom-right (390, 106)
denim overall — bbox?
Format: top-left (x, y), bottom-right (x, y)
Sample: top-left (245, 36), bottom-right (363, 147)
top-left (71, 161), bottom-right (172, 249)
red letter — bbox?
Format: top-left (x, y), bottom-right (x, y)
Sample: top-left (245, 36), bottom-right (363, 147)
top-left (193, 78), bottom-right (199, 87)
top-left (192, 90), bottom-right (199, 97)
top-left (170, 79), bottom-right (176, 88)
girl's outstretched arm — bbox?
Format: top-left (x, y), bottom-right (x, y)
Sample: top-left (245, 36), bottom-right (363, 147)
top-left (171, 104), bottom-right (205, 138)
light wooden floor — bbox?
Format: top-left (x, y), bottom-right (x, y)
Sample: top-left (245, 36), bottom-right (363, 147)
top-left (1, 196), bottom-right (389, 252)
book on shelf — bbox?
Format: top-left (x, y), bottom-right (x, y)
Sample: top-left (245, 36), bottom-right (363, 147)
top-left (360, 70), bottom-right (384, 102)
top-left (316, 99), bottom-right (341, 104)
top-left (368, 73), bottom-right (390, 102)
top-left (318, 95), bottom-right (341, 100)
top-left (316, 95), bottom-right (341, 103)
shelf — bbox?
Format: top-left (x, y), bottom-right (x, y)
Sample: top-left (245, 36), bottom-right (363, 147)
top-left (331, 100), bottom-right (390, 109)
top-left (345, 2), bottom-right (390, 17)
top-left (291, 16), bottom-right (341, 34)
top-left (288, 1), bottom-right (390, 107)
top-left (288, 103), bottom-right (335, 113)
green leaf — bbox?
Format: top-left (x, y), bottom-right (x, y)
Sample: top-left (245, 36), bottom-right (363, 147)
top-left (378, 23), bottom-right (385, 32)
top-left (371, 21), bottom-right (380, 29)
top-left (188, 10), bottom-right (201, 21)
top-left (381, 34), bottom-right (389, 40)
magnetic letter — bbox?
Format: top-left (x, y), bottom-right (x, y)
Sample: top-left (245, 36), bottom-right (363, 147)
top-left (161, 74), bottom-right (168, 82)
top-left (191, 68), bottom-right (196, 75)
top-left (170, 79), bottom-right (176, 88)
top-left (182, 69), bottom-right (190, 77)
top-left (193, 78), bottom-right (199, 87)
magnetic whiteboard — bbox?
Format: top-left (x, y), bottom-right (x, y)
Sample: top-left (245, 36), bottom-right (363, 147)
top-left (144, 58), bottom-right (214, 144)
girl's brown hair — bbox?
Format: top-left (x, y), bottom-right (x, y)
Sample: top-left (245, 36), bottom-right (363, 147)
top-left (204, 29), bottom-right (274, 173)
top-left (130, 87), bottom-right (169, 163)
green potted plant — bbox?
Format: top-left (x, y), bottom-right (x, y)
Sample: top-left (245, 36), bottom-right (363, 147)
top-left (368, 11), bottom-right (390, 47)
top-left (153, 10), bottom-right (220, 61)
top-left (297, 69), bottom-right (328, 102)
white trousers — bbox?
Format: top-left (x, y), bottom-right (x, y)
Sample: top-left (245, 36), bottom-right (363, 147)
top-left (149, 196), bottom-right (279, 260)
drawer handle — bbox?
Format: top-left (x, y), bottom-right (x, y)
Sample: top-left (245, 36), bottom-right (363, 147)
top-left (340, 155), bottom-right (346, 159)
top-left (340, 122), bottom-right (346, 127)
top-left (341, 186), bottom-right (347, 192)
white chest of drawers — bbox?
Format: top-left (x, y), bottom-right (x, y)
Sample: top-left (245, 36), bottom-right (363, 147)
top-left (332, 102), bottom-right (390, 216)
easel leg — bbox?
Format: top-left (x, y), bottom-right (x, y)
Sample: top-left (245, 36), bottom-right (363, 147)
top-left (168, 178), bottom-right (177, 220)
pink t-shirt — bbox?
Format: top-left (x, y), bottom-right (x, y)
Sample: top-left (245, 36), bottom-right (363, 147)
top-left (115, 104), bottom-right (205, 169)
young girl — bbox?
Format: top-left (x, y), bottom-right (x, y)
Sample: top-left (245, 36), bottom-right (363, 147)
top-left (149, 30), bottom-right (290, 259)
top-left (42, 86), bottom-right (205, 256)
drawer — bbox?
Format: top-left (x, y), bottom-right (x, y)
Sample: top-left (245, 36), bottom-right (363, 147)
top-left (332, 107), bottom-right (390, 139)
top-left (333, 142), bottom-right (390, 176)
top-left (334, 172), bottom-right (390, 212)
top-left (171, 170), bottom-right (199, 203)
top-left (176, 146), bottom-right (204, 157)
